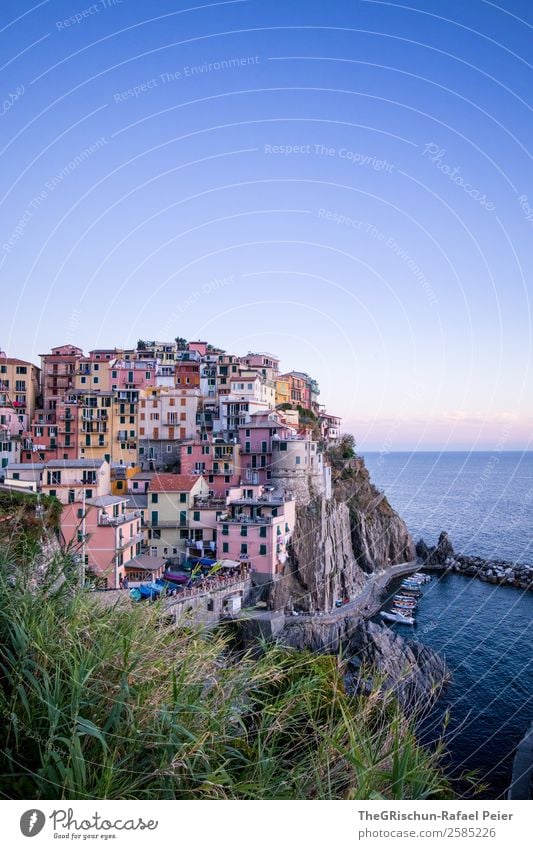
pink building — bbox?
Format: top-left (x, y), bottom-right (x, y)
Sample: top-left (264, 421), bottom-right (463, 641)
top-left (238, 410), bottom-right (295, 485)
top-left (178, 437), bottom-right (241, 497)
top-left (217, 485), bottom-right (296, 582)
top-left (61, 493), bottom-right (149, 588)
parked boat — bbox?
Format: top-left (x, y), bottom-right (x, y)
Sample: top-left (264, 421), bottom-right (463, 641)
top-left (129, 587), bottom-right (143, 602)
top-left (381, 610), bottom-right (415, 625)
top-left (163, 570), bottom-right (190, 585)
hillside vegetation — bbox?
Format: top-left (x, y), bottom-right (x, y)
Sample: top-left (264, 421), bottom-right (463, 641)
top-left (0, 557), bottom-right (453, 800)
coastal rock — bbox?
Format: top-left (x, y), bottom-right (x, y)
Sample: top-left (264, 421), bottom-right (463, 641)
top-left (280, 616), bottom-right (449, 708)
top-left (345, 620), bottom-right (450, 708)
top-left (270, 454), bottom-right (414, 612)
top-left (417, 531), bottom-right (454, 566)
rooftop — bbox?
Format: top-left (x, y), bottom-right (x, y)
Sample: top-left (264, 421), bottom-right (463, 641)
top-left (149, 473), bottom-right (205, 493)
top-left (125, 554), bottom-right (166, 572)
top-left (86, 495), bottom-right (127, 507)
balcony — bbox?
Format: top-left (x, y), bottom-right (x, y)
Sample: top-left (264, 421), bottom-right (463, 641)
top-left (98, 511), bottom-right (140, 526)
top-left (220, 514), bottom-right (274, 525)
top-left (117, 531), bottom-right (145, 549)
top-left (194, 496), bottom-right (226, 509)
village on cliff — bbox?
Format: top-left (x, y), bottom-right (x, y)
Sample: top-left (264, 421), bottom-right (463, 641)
top-left (0, 340), bottom-right (343, 612)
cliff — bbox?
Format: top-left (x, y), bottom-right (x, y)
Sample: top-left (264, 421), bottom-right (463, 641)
top-left (279, 616), bottom-right (448, 707)
top-left (270, 451), bottom-right (415, 612)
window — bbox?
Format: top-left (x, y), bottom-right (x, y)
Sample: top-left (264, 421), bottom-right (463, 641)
top-left (240, 526), bottom-right (247, 537)
top-left (151, 511), bottom-right (159, 526)
top-left (259, 545), bottom-right (267, 556)
top-left (222, 524), bottom-right (229, 536)
top-left (279, 442), bottom-right (287, 451)
top-left (193, 511), bottom-right (200, 521)
top-left (85, 489), bottom-right (93, 498)
top-left (259, 526), bottom-right (267, 538)
top-left (179, 493), bottom-right (187, 503)
top-left (16, 365), bottom-right (27, 374)
top-left (49, 490), bottom-right (56, 497)
top-left (68, 489), bottom-right (75, 504)
top-left (180, 529), bottom-right (188, 539)
top-left (296, 456), bottom-right (301, 464)
top-left (222, 542), bottom-right (229, 553)
top-left (179, 511), bottom-right (187, 526)
top-left (187, 446), bottom-right (192, 455)
top-left (240, 543), bottom-right (248, 555)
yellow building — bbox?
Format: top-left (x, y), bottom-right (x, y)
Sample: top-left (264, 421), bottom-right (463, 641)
top-left (275, 376), bottom-right (291, 407)
top-left (146, 473), bottom-right (209, 562)
top-left (74, 358), bottom-right (112, 393)
top-left (0, 356), bottom-right (40, 422)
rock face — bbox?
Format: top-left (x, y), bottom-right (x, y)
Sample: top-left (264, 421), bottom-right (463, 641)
top-left (345, 620), bottom-right (449, 708)
top-left (270, 454), bottom-right (415, 612)
top-left (416, 531), bottom-right (454, 565)
top-left (280, 616), bottom-right (448, 707)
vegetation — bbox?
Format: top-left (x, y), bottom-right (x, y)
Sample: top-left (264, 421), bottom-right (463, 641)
top-left (0, 489), bottom-right (62, 562)
top-left (0, 555), bottom-right (453, 800)
top-left (174, 337), bottom-right (187, 350)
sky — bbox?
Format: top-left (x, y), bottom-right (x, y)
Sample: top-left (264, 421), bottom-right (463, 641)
top-left (0, 0), bottom-right (532, 450)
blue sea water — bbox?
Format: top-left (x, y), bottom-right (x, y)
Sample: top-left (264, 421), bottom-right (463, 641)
top-left (363, 452), bottom-right (533, 798)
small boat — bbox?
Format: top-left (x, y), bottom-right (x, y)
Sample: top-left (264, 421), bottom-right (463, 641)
top-left (413, 572), bottom-right (431, 583)
top-left (394, 594), bottom-right (418, 603)
top-left (129, 587), bottom-right (143, 602)
top-left (163, 570), bottom-right (190, 585)
top-left (381, 610), bottom-right (415, 625)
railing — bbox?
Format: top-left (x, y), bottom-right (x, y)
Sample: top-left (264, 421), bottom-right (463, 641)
top-left (117, 531), bottom-right (145, 549)
top-left (220, 514), bottom-right (273, 525)
top-left (194, 497), bottom-right (226, 509)
top-left (99, 511), bottom-right (140, 526)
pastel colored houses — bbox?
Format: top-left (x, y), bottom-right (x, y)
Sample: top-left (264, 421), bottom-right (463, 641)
top-left (274, 376), bottom-right (291, 407)
top-left (61, 493), bottom-right (149, 588)
top-left (217, 485), bottom-right (296, 583)
top-left (0, 355), bottom-right (40, 423)
top-left (146, 473), bottom-right (209, 562)
top-left (238, 410), bottom-right (295, 485)
top-left (139, 386), bottom-right (200, 469)
top-left (5, 458), bottom-right (110, 502)
top-left (178, 437), bottom-right (241, 496)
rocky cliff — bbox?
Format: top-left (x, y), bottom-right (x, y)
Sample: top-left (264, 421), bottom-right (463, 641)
top-left (280, 615), bottom-right (448, 707)
top-left (270, 451), bottom-right (415, 612)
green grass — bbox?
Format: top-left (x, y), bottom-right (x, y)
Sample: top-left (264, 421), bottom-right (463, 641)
top-left (0, 556), bottom-right (453, 800)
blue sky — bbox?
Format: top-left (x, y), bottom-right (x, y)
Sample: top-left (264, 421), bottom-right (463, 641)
top-left (1, 0), bottom-right (532, 450)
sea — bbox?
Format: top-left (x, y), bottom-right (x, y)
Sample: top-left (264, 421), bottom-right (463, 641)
top-left (363, 451), bottom-right (533, 799)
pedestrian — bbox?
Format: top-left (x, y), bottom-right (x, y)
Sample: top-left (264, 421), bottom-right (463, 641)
top-left (119, 575), bottom-right (124, 589)
top-left (123, 576), bottom-right (129, 590)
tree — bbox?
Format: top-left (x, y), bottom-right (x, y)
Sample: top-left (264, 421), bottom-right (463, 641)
top-left (175, 337), bottom-right (187, 350)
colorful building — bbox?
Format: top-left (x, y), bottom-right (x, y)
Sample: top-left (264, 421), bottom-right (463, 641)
top-left (145, 473), bottom-right (209, 562)
top-left (0, 354), bottom-right (40, 423)
top-left (217, 484), bottom-right (295, 583)
top-left (61, 493), bottom-right (147, 588)
top-left (139, 386), bottom-right (200, 469)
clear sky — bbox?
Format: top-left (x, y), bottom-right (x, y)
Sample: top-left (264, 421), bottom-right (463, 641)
top-left (1, 0), bottom-right (532, 450)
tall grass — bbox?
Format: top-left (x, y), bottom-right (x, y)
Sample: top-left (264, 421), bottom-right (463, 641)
top-left (0, 558), bottom-right (453, 800)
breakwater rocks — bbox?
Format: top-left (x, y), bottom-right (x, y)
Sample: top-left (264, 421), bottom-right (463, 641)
top-left (416, 533), bottom-right (533, 592)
